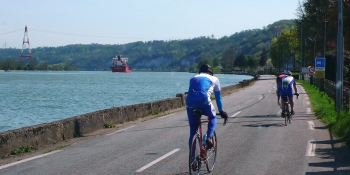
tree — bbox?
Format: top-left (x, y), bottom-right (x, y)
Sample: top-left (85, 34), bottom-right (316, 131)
top-left (247, 55), bottom-right (259, 69)
top-left (37, 61), bottom-right (49, 70)
top-left (259, 48), bottom-right (267, 67)
top-left (234, 54), bottom-right (247, 69)
top-left (221, 46), bottom-right (235, 71)
top-left (213, 57), bottom-right (220, 67)
top-left (27, 60), bottom-right (37, 70)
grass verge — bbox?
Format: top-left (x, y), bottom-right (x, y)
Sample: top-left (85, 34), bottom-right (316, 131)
top-left (297, 80), bottom-right (350, 147)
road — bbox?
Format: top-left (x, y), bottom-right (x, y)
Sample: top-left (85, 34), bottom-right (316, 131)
top-left (0, 75), bottom-right (349, 175)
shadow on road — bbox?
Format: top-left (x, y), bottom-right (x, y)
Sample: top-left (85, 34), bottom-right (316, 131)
top-left (305, 145), bottom-right (350, 174)
top-left (241, 123), bottom-right (285, 128)
top-left (305, 126), bottom-right (350, 174)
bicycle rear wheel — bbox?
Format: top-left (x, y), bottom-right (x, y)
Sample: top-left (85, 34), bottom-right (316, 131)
top-left (206, 131), bottom-right (217, 172)
top-left (189, 134), bottom-right (202, 175)
top-left (288, 112), bottom-right (292, 124)
top-left (284, 103), bottom-right (289, 126)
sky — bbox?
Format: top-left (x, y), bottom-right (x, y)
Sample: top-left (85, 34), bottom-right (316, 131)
top-left (1, 0), bottom-right (300, 49)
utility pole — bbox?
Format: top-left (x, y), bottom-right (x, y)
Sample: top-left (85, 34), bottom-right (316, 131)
top-left (300, 20), bottom-right (303, 71)
top-left (308, 36), bottom-right (316, 67)
top-left (336, 0), bottom-right (343, 112)
top-left (282, 43), bottom-right (284, 71)
top-left (323, 14), bottom-right (328, 58)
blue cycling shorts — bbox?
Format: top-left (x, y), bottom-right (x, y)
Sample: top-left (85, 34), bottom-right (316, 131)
top-left (280, 89), bottom-right (293, 101)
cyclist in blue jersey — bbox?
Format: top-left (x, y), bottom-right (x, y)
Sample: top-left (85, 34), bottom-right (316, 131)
top-left (186, 64), bottom-right (228, 149)
top-left (280, 71), bottom-right (299, 117)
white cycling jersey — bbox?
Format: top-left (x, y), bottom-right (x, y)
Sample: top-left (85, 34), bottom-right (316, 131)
top-left (186, 73), bottom-right (221, 105)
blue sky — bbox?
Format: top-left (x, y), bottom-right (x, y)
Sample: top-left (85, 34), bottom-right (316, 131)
top-left (1, 0), bottom-right (300, 48)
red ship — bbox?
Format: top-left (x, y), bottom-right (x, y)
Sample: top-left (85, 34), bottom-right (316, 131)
top-left (111, 55), bottom-right (132, 73)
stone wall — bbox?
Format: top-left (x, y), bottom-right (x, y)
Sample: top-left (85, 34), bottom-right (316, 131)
top-left (0, 77), bottom-right (255, 158)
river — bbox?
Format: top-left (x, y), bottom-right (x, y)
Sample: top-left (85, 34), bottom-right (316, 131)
top-left (0, 71), bottom-right (252, 132)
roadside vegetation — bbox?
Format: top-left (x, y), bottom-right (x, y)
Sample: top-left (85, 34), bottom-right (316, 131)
top-left (298, 80), bottom-right (350, 147)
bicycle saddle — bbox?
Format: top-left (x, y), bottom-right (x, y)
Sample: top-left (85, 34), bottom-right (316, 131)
top-left (192, 109), bottom-right (203, 117)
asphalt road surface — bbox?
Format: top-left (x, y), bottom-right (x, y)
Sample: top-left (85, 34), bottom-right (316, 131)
top-left (1, 75), bottom-right (349, 175)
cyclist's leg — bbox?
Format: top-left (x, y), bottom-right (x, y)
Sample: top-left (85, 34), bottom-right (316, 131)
top-left (187, 107), bottom-right (199, 148)
top-left (276, 89), bottom-right (281, 106)
top-left (202, 103), bottom-right (217, 139)
top-left (287, 90), bottom-right (295, 114)
top-left (280, 91), bottom-right (287, 110)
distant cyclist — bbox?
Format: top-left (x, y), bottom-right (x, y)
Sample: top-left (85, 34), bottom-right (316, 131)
top-left (280, 71), bottom-right (299, 117)
top-left (186, 64), bottom-right (228, 149)
top-left (276, 70), bottom-right (286, 106)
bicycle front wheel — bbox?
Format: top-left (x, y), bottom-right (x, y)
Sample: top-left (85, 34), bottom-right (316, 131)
top-left (189, 134), bottom-right (201, 175)
top-left (206, 131), bottom-right (217, 172)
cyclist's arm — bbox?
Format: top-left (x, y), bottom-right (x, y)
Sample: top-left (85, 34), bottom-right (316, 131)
top-left (293, 80), bottom-right (298, 94)
top-left (214, 91), bottom-right (223, 111)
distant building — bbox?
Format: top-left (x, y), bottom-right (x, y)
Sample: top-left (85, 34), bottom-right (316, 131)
top-left (275, 26), bottom-right (281, 37)
top-left (283, 54), bottom-right (301, 71)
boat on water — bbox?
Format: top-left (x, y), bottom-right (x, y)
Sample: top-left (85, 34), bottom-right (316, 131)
top-left (111, 55), bottom-right (132, 73)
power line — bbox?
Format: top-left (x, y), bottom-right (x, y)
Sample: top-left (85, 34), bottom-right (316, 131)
top-left (0, 29), bottom-right (23, 36)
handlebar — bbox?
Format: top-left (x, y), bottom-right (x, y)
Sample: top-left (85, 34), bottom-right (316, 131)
top-left (216, 113), bottom-right (228, 126)
top-left (294, 93), bottom-right (299, 99)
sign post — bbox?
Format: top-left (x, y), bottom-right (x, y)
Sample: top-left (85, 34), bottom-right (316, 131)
top-left (315, 57), bottom-right (325, 91)
top-left (315, 57), bottom-right (325, 78)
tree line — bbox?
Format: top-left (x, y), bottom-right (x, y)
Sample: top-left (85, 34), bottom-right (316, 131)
top-left (0, 20), bottom-right (295, 73)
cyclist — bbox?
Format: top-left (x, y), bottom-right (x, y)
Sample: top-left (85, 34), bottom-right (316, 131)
top-left (186, 64), bottom-right (228, 149)
top-left (276, 70), bottom-right (286, 106)
top-left (280, 71), bottom-right (299, 117)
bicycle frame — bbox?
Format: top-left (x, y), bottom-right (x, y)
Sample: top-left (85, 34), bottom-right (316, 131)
top-left (189, 109), bottom-right (219, 175)
top-left (197, 117), bottom-right (210, 160)
top-left (282, 93), bottom-right (298, 126)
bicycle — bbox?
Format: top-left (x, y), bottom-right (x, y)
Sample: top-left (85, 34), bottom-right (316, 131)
top-left (281, 93), bottom-right (299, 126)
top-left (189, 109), bottom-right (227, 175)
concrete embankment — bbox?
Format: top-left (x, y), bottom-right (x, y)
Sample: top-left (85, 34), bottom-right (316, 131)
top-left (0, 77), bottom-right (256, 158)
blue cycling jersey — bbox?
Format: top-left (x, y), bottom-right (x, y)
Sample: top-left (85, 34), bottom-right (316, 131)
top-left (186, 73), bottom-right (222, 111)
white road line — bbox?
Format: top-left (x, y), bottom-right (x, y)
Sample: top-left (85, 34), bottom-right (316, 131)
top-left (268, 90), bottom-right (271, 93)
top-left (306, 101), bottom-right (310, 105)
top-left (305, 140), bottom-right (316, 156)
top-left (230, 111), bottom-right (241, 118)
top-left (259, 97), bottom-right (263, 100)
top-left (306, 97), bottom-right (309, 100)
top-left (158, 114), bottom-right (174, 119)
top-left (0, 150), bottom-right (62, 170)
top-left (307, 121), bottom-right (315, 130)
top-left (307, 108), bottom-right (312, 114)
top-left (135, 148), bottom-right (180, 172)
top-left (106, 125), bottom-right (135, 136)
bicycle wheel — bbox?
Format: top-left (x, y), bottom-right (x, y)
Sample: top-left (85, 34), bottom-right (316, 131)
top-left (189, 134), bottom-right (202, 175)
top-left (284, 103), bottom-right (288, 126)
top-left (206, 131), bottom-right (217, 172)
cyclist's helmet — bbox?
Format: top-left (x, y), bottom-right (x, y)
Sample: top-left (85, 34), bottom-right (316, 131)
top-left (280, 70), bottom-right (285, 74)
top-left (285, 71), bottom-right (292, 76)
top-left (199, 64), bottom-right (213, 75)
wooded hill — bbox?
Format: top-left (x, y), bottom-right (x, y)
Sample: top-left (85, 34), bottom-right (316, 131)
top-left (0, 20), bottom-right (295, 71)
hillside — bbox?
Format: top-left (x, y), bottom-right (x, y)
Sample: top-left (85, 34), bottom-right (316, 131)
top-left (0, 20), bottom-right (295, 71)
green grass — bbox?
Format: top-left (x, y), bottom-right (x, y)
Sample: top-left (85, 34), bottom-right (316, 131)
top-left (10, 145), bottom-right (37, 155)
top-left (104, 122), bottom-right (116, 128)
top-left (298, 80), bottom-right (350, 146)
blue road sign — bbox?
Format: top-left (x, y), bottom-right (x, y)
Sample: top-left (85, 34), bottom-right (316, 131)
top-left (315, 58), bottom-right (325, 68)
